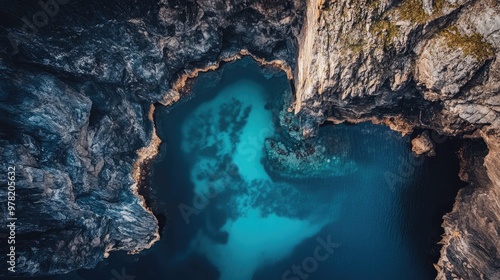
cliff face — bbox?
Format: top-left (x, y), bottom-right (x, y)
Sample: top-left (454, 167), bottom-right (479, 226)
top-left (294, 0), bottom-right (500, 278)
top-left (0, 0), bottom-right (303, 276)
top-left (437, 132), bottom-right (500, 280)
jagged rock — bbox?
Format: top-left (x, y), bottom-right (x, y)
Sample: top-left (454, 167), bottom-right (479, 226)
top-left (411, 131), bottom-right (436, 156)
top-left (0, 0), bottom-right (304, 276)
top-left (437, 132), bottom-right (500, 280)
top-left (415, 28), bottom-right (493, 98)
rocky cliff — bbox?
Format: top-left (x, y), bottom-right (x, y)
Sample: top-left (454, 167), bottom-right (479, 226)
top-left (0, 0), bottom-right (303, 276)
top-left (294, 0), bottom-right (500, 279)
top-left (0, 0), bottom-right (499, 278)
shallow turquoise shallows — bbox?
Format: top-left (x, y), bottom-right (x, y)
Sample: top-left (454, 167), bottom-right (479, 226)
top-left (45, 57), bottom-right (461, 280)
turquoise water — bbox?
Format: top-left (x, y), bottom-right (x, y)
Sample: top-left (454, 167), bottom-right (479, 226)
top-left (145, 57), bottom-right (461, 280)
top-left (32, 57), bottom-right (462, 280)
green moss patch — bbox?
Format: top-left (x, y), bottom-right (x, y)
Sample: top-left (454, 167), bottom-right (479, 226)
top-left (396, 0), bottom-right (447, 23)
top-left (370, 19), bottom-right (400, 49)
top-left (439, 26), bottom-right (495, 61)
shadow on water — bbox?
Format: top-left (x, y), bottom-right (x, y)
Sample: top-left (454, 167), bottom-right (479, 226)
top-left (396, 138), bottom-right (467, 277)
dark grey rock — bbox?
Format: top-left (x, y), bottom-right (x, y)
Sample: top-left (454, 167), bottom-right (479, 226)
top-left (0, 0), bottom-right (304, 276)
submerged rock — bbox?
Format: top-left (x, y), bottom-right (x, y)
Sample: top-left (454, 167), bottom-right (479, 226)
top-left (264, 138), bottom-right (357, 179)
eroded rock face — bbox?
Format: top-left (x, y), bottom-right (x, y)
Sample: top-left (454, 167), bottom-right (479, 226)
top-left (437, 133), bottom-right (500, 280)
top-left (294, 0), bottom-right (500, 278)
top-left (0, 0), bottom-right (304, 276)
top-left (415, 31), bottom-right (490, 98)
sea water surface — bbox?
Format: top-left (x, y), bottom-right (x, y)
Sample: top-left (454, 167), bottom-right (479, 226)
top-left (30, 57), bottom-right (462, 280)
top-left (143, 57), bottom-right (461, 280)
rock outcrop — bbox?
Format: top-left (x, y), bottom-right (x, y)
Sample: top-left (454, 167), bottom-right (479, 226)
top-left (437, 132), bottom-right (500, 280)
top-left (412, 131), bottom-right (436, 156)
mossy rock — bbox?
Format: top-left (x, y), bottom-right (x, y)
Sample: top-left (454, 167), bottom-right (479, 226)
top-left (370, 19), bottom-right (400, 49)
top-left (396, 0), bottom-right (449, 23)
top-left (439, 26), bottom-right (495, 61)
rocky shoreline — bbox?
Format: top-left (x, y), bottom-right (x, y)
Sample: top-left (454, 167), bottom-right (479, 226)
top-left (0, 0), bottom-right (499, 279)
top-left (0, 0), bottom-right (304, 276)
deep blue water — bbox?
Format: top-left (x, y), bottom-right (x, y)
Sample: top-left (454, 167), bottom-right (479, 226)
top-left (23, 57), bottom-right (462, 280)
top-left (141, 57), bottom-right (461, 280)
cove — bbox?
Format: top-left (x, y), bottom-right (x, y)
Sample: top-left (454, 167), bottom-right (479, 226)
top-left (145, 57), bottom-right (463, 280)
top-left (30, 57), bottom-right (463, 280)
